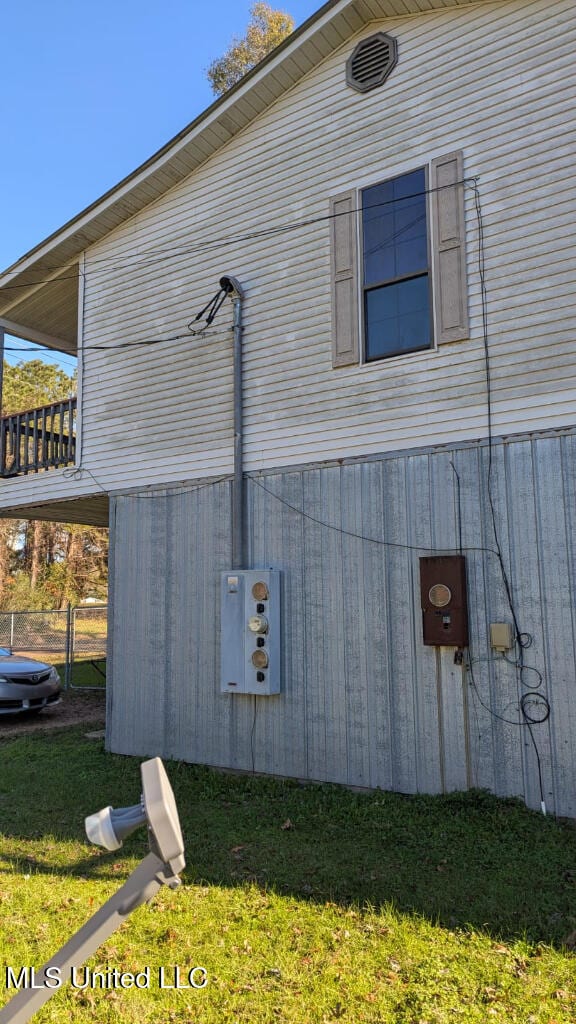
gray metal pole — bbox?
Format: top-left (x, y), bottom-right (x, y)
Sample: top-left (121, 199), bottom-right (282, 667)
top-left (232, 291), bottom-right (244, 569)
top-left (216, 278), bottom-right (245, 571)
top-left (64, 603), bottom-right (72, 690)
top-left (0, 757), bottom-right (185, 1024)
top-left (0, 853), bottom-right (165, 1024)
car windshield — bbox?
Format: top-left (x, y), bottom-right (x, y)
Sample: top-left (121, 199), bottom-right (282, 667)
top-left (0, 648), bottom-right (12, 656)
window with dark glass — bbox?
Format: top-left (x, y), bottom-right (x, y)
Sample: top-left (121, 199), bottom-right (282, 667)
top-left (362, 167), bottom-right (431, 361)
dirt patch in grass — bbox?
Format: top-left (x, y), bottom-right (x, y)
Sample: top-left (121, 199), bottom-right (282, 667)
top-left (0, 688), bottom-right (105, 738)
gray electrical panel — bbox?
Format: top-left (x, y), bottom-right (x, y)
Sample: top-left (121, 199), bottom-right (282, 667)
top-left (221, 569), bottom-right (281, 695)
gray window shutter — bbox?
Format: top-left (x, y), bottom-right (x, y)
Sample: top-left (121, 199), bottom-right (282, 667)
top-left (430, 151), bottom-right (469, 344)
top-left (330, 191), bottom-right (359, 367)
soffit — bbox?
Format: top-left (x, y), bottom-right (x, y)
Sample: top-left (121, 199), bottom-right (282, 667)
top-left (0, 494), bottom-right (109, 527)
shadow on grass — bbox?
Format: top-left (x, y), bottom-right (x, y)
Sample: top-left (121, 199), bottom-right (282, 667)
top-left (0, 727), bottom-right (574, 947)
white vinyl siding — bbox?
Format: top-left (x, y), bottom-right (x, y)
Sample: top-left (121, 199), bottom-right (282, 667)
top-left (0, 0), bottom-right (572, 512)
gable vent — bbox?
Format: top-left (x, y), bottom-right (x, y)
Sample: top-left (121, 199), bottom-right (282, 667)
top-left (346, 33), bottom-right (398, 93)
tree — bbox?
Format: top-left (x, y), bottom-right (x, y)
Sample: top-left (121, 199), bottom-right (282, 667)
top-left (206, 3), bottom-right (294, 96)
top-left (1, 359), bottom-right (76, 416)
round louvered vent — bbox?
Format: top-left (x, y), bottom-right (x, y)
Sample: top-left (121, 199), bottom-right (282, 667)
top-left (346, 32), bottom-right (398, 93)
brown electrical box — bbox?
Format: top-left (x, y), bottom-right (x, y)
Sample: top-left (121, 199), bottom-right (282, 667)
top-left (419, 555), bottom-right (469, 647)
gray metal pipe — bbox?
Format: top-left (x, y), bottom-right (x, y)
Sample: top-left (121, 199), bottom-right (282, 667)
top-left (219, 276), bottom-right (245, 569)
top-left (0, 853), bottom-right (166, 1024)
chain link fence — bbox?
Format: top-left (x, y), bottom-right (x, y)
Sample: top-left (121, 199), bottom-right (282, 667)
top-left (0, 606), bottom-right (107, 689)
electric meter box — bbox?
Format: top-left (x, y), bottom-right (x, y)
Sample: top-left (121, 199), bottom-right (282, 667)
top-left (419, 555), bottom-right (469, 647)
top-left (221, 569), bottom-right (281, 695)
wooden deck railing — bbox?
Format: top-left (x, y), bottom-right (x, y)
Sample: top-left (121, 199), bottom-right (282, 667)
top-left (0, 398), bottom-right (77, 477)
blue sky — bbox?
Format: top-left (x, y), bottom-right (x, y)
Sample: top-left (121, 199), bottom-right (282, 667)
top-left (0, 1), bottom-right (319, 370)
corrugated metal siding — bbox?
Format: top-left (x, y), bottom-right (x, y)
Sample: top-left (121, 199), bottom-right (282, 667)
top-left (107, 428), bottom-right (576, 818)
top-left (65, 0), bottom-right (575, 498)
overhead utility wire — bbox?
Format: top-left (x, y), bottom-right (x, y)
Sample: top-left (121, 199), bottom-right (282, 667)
top-left (111, 283), bottom-right (234, 351)
top-left (5, 205), bottom-right (434, 355)
top-left (3, 329), bottom-right (231, 358)
top-left (3, 288), bottom-right (233, 356)
top-left (2, 207), bottom-right (430, 357)
top-left (2, 345), bottom-right (78, 369)
top-left (249, 475), bottom-right (503, 560)
top-left (77, 179), bottom-right (471, 272)
top-left (84, 191), bottom-right (430, 277)
top-left (61, 465), bottom-right (231, 500)
top-left (0, 178), bottom-right (476, 293)
top-left (82, 286), bottom-right (233, 352)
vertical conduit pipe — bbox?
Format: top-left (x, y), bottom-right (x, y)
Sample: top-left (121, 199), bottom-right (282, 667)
top-left (219, 276), bottom-right (245, 570)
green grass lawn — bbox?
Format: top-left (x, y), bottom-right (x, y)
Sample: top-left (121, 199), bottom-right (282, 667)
top-left (0, 726), bottom-right (575, 1022)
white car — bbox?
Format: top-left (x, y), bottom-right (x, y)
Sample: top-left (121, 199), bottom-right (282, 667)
top-left (0, 648), bottom-right (62, 715)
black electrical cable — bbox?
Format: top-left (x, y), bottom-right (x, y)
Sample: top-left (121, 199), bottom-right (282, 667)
top-left (467, 651), bottom-right (548, 810)
top-left (502, 650), bottom-right (543, 689)
top-left (1, 183), bottom-right (467, 367)
top-left (250, 475), bottom-right (502, 559)
top-left (190, 286), bottom-right (229, 328)
top-left (470, 181), bottom-right (526, 650)
top-left (3, 202), bottom-right (436, 358)
top-left (81, 327), bottom-right (231, 353)
top-left (48, 466), bottom-right (232, 509)
top-left (83, 333), bottom-right (193, 351)
top-left (520, 692), bottom-right (550, 725)
top-left (467, 653), bottom-right (550, 727)
top-left (0, 268), bottom-right (82, 292)
top-left (524, 719), bottom-right (546, 807)
top-left (466, 654), bottom-right (522, 727)
top-left (86, 183), bottom-right (445, 272)
top-left (449, 461), bottom-right (463, 555)
top-left (468, 180), bottom-right (549, 808)
top-left (81, 284), bottom-right (234, 352)
top-left (0, 177), bottom-right (475, 293)
top-left (1, 344), bottom-right (78, 367)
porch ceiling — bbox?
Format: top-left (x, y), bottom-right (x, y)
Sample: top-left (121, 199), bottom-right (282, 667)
top-left (0, 494), bottom-right (109, 528)
top-left (0, 265), bottom-right (79, 353)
